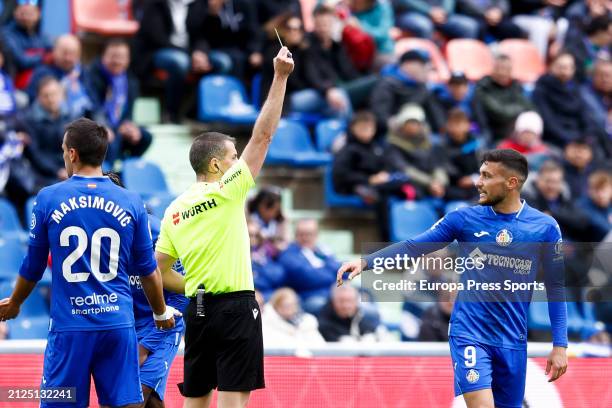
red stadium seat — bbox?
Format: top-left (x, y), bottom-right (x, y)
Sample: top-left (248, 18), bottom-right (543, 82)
top-left (71, 0), bottom-right (139, 36)
top-left (445, 39), bottom-right (494, 81)
top-left (498, 39), bottom-right (545, 83)
top-left (395, 38), bottom-right (450, 83)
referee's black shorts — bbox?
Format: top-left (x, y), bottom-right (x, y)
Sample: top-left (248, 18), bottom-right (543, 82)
top-left (179, 290), bottom-right (265, 397)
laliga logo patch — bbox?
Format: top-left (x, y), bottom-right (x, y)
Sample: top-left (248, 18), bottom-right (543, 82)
top-left (30, 213), bottom-right (36, 230)
top-left (554, 238), bottom-right (563, 255)
top-left (466, 369), bottom-right (480, 384)
top-left (495, 229), bottom-right (513, 246)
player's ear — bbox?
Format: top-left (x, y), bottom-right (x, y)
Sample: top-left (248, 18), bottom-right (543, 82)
top-left (69, 147), bottom-right (78, 164)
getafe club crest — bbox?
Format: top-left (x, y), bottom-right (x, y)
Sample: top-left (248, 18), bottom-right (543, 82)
top-left (495, 229), bottom-right (513, 246)
top-left (466, 369), bottom-right (480, 384)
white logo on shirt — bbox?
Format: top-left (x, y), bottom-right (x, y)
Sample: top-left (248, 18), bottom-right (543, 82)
top-left (473, 231), bottom-right (489, 237)
top-left (252, 308), bottom-right (259, 320)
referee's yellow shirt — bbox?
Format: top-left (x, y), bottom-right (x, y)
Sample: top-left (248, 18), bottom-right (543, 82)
top-left (156, 158), bottom-right (255, 297)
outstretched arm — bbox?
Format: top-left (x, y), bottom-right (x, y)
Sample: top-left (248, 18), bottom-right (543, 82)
top-left (241, 46), bottom-right (294, 179)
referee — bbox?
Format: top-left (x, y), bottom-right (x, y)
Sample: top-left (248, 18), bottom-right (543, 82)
top-left (155, 47), bottom-right (294, 408)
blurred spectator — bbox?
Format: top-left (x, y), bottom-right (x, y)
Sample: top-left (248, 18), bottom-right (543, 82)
top-left (432, 71), bottom-right (474, 119)
top-left (85, 39), bottom-right (152, 167)
top-left (0, 129), bottom-right (27, 206)
top-left (0, 47), bottom-right (17, 119)
top-left (1, 0), bottom-right (51, 85)
top-left (393, 0), bottom-right (479, 39)
top-left (457, 0), bottom-right (524, 42)
top-left (562, 137), bottom-right (599, 199)
top-left (443, 109), bottom-right (480, 201)
top-left (417, 290), bottom-right (456, 341)
top-left (256, 0), bottom-right (301, 26)
top-left (187, 0), bottom-right (262, 81)
top-left (523, 160), bottom-right (593, 242)
top-left (247, 187), bottom-right (289, 256)
top-left (385, 104), bottom-right (449, 200)
top-left (510, 0), bottom-right (567, 57)
top-left (132, 0), bottom-right (204, 123)
top-left (497, 111), bottom-right (552, 166)
top-left (564, 15), bottom-right (611, 83)
top-left (21, 76), bottom-right (74, 184)
top-left (318, 284), bottom-right (381, 342)
top-left (27, 34), bottom-right (92, 117)
top-left (260, 13), bottom-right (310, 109)
top-left (0, 321), bottom-right (7, 340)
top-left (345, 0), bottom-right (395, 68)
top-left (533, 52), bottom-right (604, 150)
top-left (578, 170), bottom-right (612, 241)
top-left (262, 287), bottom-right (326, 347)
top-left (249, 220), bottom-right (285, 300)
top-left (277, 219), bottom-right (341, 315)
top-left (565, 0), bottom-right (611, 44)
top-left (580, 59), bottom-right (611, 136)
top-left (472, 54), bottom-right (533, 142)
top-left (297, 5), bottom-right (364, 119)
top-left (371, 50), bottom-right (445, 134)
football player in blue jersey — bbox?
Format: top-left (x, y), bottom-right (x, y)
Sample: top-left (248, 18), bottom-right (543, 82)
top-left (0, 118), bottom-right (177, 408)
top-left (107, 171), bottom-right (188, 408)
top-left (338, 149), bottom-right (568, 408)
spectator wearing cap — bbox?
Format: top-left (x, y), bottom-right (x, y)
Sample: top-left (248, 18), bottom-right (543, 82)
top-left (1, 0), bottom-right (51, 85)
top-left (27, 34), bottom-right (92, 117)
top-left (394, 0), bottom-right (479, 40)
top-left (432, 71), bottom-right (474, 119)
top-left (498, 111), bottom-right (552, 167)
top-left (384, 104), bottom-right (449, 201)
top-left (580, 59), bottom-right (611, 137)
top-left (533, 52), bottom-right (605, 150)
top-left (578, 170), bottom-right (612, 241)
top-left (371, 50), bottom-right (445, 135)
top-left (442, 108), bottom-right (481, 201)
top-left (562, 137), bottom-right (600, 200)
top-left (456, 0), bottom-right (524, 42)
top-left (472, 54), bottom-right (533, 143)
top-left (564, 15), bottom-right (611, 83)
top-left (85, 39), bottom-right (153, 167)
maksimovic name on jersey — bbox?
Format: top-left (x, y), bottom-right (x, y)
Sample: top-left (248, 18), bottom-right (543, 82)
top-left (50, 195), bottom-right (132, 227)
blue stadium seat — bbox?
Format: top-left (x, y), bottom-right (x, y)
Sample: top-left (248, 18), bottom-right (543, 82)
top-left (19, 288), bottom-right (49, 317)
top-left (0, 236), bottom-right (26, 282)
top-left (7, 316), bottom-right (50, 339)
top-left (122, 158), bottom-right (170, 198)
top-left (266, 120), bottom-right (331, 167)
top-left (287, 111), bottom-right (325, 127)
top-left (198, 75), bottom-right (259, 124)
top-left (316, 119), bottom-right (346, 152)
top-left (146, 193), bottom-right (177, 220)
top-left (40, 0), bottom-right (70, 38)
top-left (444, 200), bottom-right (469, 214)
top-left (0, 198), bottom-right (24, 233)
top-left (251, 72), bottom-right (262, 109)
top-left (323, 165), bottom-right (370, 209)
top-left (389, 200), bottom-right (438, 241)
top-left (0, 280), bottom-right (14, 298)
top-left (528, 301), bottom-right (595, 338)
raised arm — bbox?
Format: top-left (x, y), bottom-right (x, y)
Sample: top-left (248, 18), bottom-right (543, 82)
top-left (241, 46), bottom-right (294, 179)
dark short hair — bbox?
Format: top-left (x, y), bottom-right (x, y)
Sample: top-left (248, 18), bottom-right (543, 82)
top-left (247, 187), bottom-right (284, 222)
top-left (189, 132), bottom-right (236, 175)
top-left (494, 54), bottom-right (511, 63)
top-left (104, 171), bottom-right (124, 187)
top-left (551, 51), bottom-right (575, 64)
top-left (350, 110), bottom-right (376, 127)
top-left (313, 4), bottom-right (335, 17)
top-left (538, 160), bottom-right (563, 176)
top-left (585, 15), bottom-right (611, 36)
top-left (447, 108), bottom-right (469, 123)
top-left (103, 38), bottom-right (130, 53)
top-left (64, 118), bottom-right (109, 167)
top-left (37, 75), bottom-right (60, 95)
top-left (481, 149), bottom-right (528, 183)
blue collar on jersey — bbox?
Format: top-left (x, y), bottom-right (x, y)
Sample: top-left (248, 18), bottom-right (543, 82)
top-left (488, 199), bottom-right (527, 218)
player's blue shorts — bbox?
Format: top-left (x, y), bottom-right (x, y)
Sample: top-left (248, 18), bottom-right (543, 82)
top-left (137, 318), bottom-right (184, 400)
top-left (41, 327), bottom-right (142, 408)
top-left (449, 336), bottom-right (527, 408)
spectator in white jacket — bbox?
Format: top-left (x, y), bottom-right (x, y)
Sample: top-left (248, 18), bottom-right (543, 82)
top-left (262, 288), bottom-right (326, 347)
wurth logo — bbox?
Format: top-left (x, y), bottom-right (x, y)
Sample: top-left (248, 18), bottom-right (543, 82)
top-left (173, 212), bottom-right (180, 225)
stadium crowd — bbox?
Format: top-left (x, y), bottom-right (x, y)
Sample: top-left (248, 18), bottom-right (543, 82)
top-left (0, 0), bottom-right (610, 345)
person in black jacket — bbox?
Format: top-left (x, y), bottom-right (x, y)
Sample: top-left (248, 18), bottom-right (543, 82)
top-left (259, 13), bottom-right (310, 110)
top-left (256, 0), bottom-right (301, 26)
top-left (563, 15), bottom-right (611, 83)
top-left (187, 0), bottom-right (263, 81)
top-left (457, 0), bottom-right (524, 42)
top-left (131, 0), bottom-right (208, 122)
top-left (417, 290), bottom-right (455, 342)
top-left (532, 52), bottom-right (605, 150)
top-left (85, 39), bottom-right (152, 167)
top-left (370, 49), bottom-right (445, 135)
top-left (294, 5), bottom-right (368, 119)
top-left (442, 109), bottom-right (480, 201)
